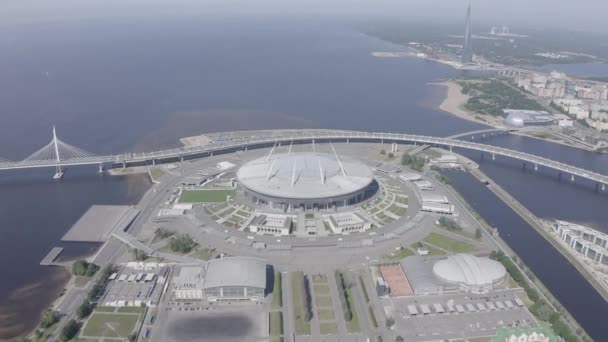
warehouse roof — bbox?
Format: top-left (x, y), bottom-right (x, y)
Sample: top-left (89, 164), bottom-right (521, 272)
top-left (203, 257), bottom-right (266, 289)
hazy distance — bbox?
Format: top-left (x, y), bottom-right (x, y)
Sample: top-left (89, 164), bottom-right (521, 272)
top-left (1, 0), bottom-right (607, 33)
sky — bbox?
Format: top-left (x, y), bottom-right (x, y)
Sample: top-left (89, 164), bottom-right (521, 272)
top-left (1, 0), bottom-right (607, 33)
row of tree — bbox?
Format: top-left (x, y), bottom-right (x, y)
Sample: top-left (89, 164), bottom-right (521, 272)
top-left (489, 251), bottom-right (583, 342)
top-left (335, 271), bottom-right (353, 322)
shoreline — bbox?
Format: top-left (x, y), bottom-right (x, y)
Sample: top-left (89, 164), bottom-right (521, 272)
top-left (432, 80), bottom-right (599, 152)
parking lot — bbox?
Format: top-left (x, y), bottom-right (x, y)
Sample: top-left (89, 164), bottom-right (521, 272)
top-left (150, 304), bottom-right (268, 342)
top-left (389, 289), bottom-right (536, 341)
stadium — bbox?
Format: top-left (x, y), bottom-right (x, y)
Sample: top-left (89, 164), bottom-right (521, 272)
top-left (236, 152), bottom-right (376, 211)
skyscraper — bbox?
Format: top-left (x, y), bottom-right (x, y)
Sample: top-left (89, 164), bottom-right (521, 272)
top-left (462, 3), bottom-right (473, 64)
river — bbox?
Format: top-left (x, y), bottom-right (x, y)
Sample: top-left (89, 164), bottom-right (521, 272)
top-left (0, 13), bottom-right (606, 341)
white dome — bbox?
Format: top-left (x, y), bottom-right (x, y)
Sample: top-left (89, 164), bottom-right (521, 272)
top-left (433, 254), bottom-right (506, 288)
top-left (236, 152), bottom-right (374, 200)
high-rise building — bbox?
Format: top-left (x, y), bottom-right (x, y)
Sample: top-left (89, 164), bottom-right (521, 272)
top-left (462, 3), bottom-right (473, 64)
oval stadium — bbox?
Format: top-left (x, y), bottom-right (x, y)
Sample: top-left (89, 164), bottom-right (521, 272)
top-left (236, 152), bottom-right (375, 210)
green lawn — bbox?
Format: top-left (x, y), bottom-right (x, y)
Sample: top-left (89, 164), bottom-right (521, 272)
top-left (359, 276), bottom-right (370, 303)
top-left (317, 309), bottom-right (336, 321)
top-left (272, 272), bottom-right (283, 310)
top-left (191, 247), bottom-right (215, 261)
top-left (291, 272), bottom-right (311, 335)
top-left (368, 306), bottom-right (378, 328)
top-left (411, 242), bottom-right (446, 256)
top-left (344, 285), bottom-right (361, 333)
top-left (319, 322), bottom-right (339, 335)
top-left (93, 306), bottom-right (116, 313)
top-left (423, 232), bottom-right (477, 253)
top-left (116, 306), bottom-right (145, 314)
top-left (312, 274), bottom-right (328, 283)
top-left (269, 312), bottom-right (283, 337)
top-left (82, 313), bottom-right (139, 338)
top-left (384, 247), bottom-right (414, 260)
top-left (315, 295), bottom-right (333, 308)
top-left (179, 189), bottom-right (235, 203)
top-left (313, 284), bottom-right (330, 295)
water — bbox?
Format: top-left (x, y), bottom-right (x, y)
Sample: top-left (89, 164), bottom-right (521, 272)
top-left (445, 170), bottom-right (608, 341)
top-left (0, 13), bottom-right (607, 340)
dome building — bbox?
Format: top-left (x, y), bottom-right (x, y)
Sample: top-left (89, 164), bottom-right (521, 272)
top-left (236, 152), bottom-right (375, 211)
top-left (432, 254), bottom-right (506, 293)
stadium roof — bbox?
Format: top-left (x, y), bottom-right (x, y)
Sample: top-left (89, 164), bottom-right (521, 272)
top-left (432, 254), bottom-right (506, 287)
top-left (203, 257), bottom-right (266, 289)
top-left (236, 152), bottom-right (374, 200)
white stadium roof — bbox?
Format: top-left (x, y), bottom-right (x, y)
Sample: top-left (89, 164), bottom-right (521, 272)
top-left (236, 152), bottom-right (374, 200)
top-left (203, 257), bottom-right (266, 289)
top-left (432, 254), bottom-right (506, 287)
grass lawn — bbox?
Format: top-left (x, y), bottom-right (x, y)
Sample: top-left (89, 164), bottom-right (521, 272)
top-left (368, 307), bottom-right (378, 328)
top-left (82, 313), bottom-right (139, 338)
top-left (179, 189), bottom-right (235, 203)
top-left (344, 282), bottom-right (361, 333)
top-left (272, 272), bottom-right (283, 310)
top-left (313, 284), bottom-right (330, 295)
top-left (291, 272), bottom-right (311, 335)
top-left (191, 247), bottom-right (215, 261)
top-left (411, 242), bottom-right (446, 256)
top-left (93, 306), bottom-right (117, 313)
top-left (384, 247), bottom-right (414, 260)
top-left (315, 295), bottom-right (333, 308)
top-left (269, 312), bottom-right (283, 337)
top-left (358, 276), bottom-right (370, 303)
top-left (312, 274), bottom-right (328, 283)
top-left (317, 309), bottom-right (336, 321)
top-left (423, 232), bottom-right (477, 253)
top-left (116, 306), bottom-right (145, 314)
top-left (319, 322), bottom-right (339, 335)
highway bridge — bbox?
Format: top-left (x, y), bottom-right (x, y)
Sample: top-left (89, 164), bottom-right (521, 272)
top-left (0, 127), bottom-right (606, 187)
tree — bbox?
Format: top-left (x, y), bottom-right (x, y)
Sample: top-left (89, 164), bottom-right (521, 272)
top-left (128, 333), bottom-right (138, 342)
top-left (169, 234), bottom-right (197, 254)
top-left (72, 259), bottom-right (99, 277)
top-left (385, 317), bottom-right (395, 328)
top-left (380, 149), bottom-right (386, 155)
top-left (387, 152), bottom-right (394, 158)
top-left (77, 300), bottom-right (94, 319)
top-left (395, 336), bottom-right (404, 342)
top-left (60, 320), bottom-right (80, 342)
top-left (40, 310), bottom-right (61, 329)
top-left (132, 248), bottom-right (148, 261)
top-left (475, 228), bottom-right (482, 239)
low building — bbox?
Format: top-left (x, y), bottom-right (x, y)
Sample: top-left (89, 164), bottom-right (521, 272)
top-left (503, 109), bottom-right (555, 127)
top-left (433, 254), bottom-right (506, 293)
top-left (421, 202), bottom-right (454, 215)
top-left (430, 155), bottom-right (459, 165)
top-left (217, 161), bottom-right (236, 170)
top-left (325, 212), bottom-right (371, 234)
top-left (420, 193), bottom-right (449, 204)
top-left (248, 214), bottom-right (292, 236)
top-left (551, 220), bottom-right (608, 266)
top-left (399, 173), bottom-right (423, 182)
top-left (414, 180), bottom-right (435, 191)
top-left (203, 257), bottom-right (266, 302)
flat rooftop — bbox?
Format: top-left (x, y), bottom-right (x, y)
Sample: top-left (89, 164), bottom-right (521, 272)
top-left (62, 205), bottom-right (140, 242)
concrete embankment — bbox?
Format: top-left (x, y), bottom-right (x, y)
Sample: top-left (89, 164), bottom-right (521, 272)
top-left (467, 166), bottom-right (608, 303)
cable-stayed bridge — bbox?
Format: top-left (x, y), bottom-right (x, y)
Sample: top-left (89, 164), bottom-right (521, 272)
top-left (0, 128), bottom-right (606, 188)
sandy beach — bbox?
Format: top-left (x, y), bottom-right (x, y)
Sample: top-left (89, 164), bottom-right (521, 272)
top-left (433, 81), bottom-right (501, 127)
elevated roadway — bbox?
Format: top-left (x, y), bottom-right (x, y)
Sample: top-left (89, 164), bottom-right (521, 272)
top-left (0, 129), bottom-right (606, 186)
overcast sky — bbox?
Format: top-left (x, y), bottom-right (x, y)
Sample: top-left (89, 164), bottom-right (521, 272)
top-left (2, 0), bottom-right (607, 33)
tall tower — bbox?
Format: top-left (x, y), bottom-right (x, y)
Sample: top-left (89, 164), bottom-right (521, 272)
top-left (462, 3), bottom-right (473, 64)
